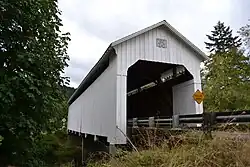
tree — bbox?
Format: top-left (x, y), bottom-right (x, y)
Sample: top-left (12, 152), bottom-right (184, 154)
top-left (203, 49), bottom-right (250, 111)
top-left (63, 85), bottom-right (76, 99)
top-left (239, 20), bottom-right (250, 56)
top-left (203, 22), bottom-right (242, 82)
top-left (204, 21), bottom-right (241, 53)
top-left (0, 0), bottom-right (70, 165)
top-left (203, 21), bottom-right (250, 112)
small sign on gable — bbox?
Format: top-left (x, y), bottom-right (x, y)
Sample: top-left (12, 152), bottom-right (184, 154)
top-left (193, 90), bottom-right (204, 104)
top-left (156, 38), bottom-right (167, 48)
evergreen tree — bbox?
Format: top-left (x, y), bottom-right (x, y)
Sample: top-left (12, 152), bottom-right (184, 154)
top-left (203, 22), bottom-right (242, 82)
top-left (203, 21), bottom-right (250, 112)
top-left (205, 21), bottom-right (241, 53)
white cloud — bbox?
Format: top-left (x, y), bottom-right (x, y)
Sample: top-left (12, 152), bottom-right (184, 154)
top-left (58, 0), bottom-right (248, 87)
top-left (59, 7), bottom-right (108, 87)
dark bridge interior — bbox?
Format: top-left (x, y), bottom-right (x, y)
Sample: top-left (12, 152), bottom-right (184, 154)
top-left (127, 60), bottom-right (193, 119)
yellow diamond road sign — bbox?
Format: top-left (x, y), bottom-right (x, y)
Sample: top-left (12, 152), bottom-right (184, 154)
top-left (193, 90), bottom-right (204, 104)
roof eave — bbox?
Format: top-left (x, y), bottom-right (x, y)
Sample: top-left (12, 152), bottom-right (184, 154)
top-left (68, 44), bottom-right (113, 105)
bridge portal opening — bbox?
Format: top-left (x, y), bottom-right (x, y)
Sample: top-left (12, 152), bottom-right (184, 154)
top-left (127, 60), bottom-right (193, 119)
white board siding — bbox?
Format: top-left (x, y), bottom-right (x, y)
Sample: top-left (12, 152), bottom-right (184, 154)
top-left (67, 55), bottom-right (117, 143)
top-left (114, 26), bottom-right (201, 82)
top-left (113, 26), bottom-right (203, 143)
top-left (114, 74), bottom-right (127, 144)
top-left (172, 79), bottom-right (203, 115)
top-left (68, 101), bottom-right (82, 132)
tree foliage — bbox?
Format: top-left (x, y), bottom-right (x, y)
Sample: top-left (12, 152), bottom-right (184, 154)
top-left (239, 21), bottom-right (250, 56)
top-left (0, 0), bottom-right (70, 165)
top-left (63, 85), bottom-right (76, 99)
top-left (204, 21), bottom-right (241, 53)
top-left (203, 21), bottom-right (250, 112)
top-left (204, 50), bottom-right (250, 111)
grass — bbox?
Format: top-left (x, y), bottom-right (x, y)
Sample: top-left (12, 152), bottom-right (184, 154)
top-left (87, 130), bottom-right (250, 167)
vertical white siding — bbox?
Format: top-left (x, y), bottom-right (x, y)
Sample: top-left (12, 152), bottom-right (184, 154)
top-left (114, 26), bottom-right (203, 143)
top-left (114, 26), bottom-right (201, 81)
top-left (172, 80), bottom-right (203, 115)
top-left (68, 102), bottom-right (81, 132)
top-left (68, 55), bottom-right (117, 143)
top-left (114, 75), bottom-right (127, 144)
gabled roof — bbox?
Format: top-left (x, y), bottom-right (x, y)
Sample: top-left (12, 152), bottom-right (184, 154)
top-left (112, 20), bottom-right (207, 60)
top-left (68, 20), bottom-right (207, 105)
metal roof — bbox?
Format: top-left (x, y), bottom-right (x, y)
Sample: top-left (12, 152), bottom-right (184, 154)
top-left (68, 20), bottom-right (207, 105)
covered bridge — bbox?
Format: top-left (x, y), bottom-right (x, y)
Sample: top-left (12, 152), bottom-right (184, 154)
top-left (67, 20), bottom-right (207, 145)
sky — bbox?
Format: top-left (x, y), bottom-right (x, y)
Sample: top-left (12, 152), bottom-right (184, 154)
top-left (58, 0), bottom-right (250, 88)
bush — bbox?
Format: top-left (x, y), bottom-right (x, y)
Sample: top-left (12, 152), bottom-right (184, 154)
top-left (23, 131), bottom-right (81, 167)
